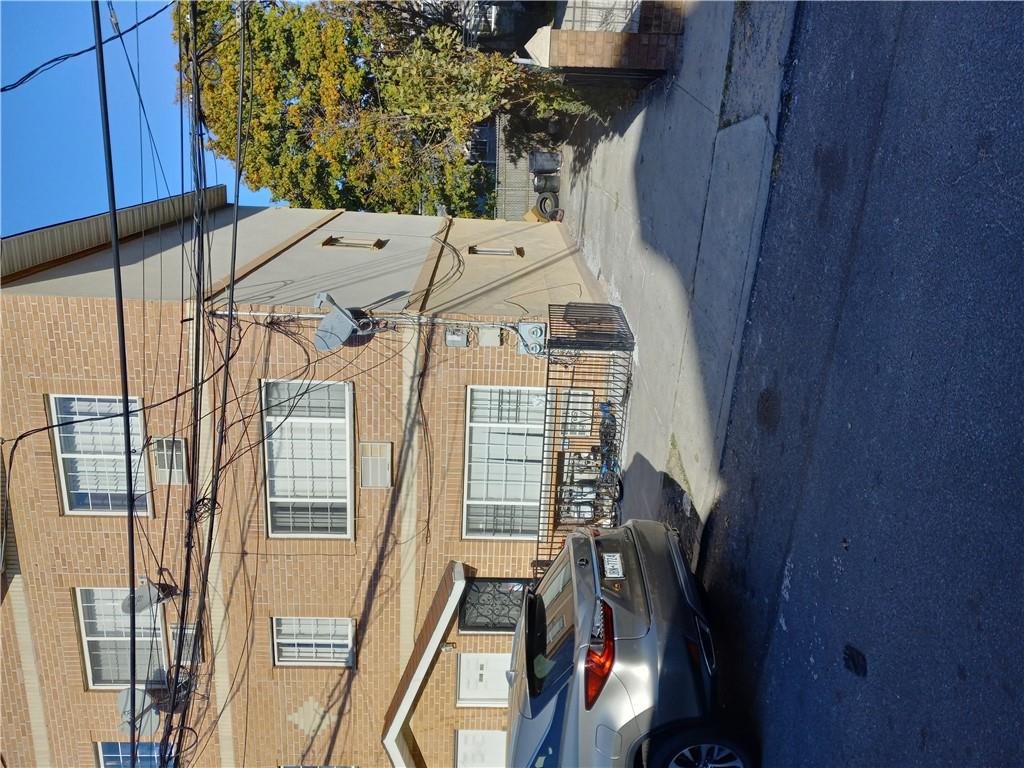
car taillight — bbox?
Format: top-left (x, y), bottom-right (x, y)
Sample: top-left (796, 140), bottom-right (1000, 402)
top-left (584, 599), bottom-right (615, 710)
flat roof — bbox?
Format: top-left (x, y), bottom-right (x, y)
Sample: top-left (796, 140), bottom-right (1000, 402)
top-left (3, 204), bottom-right (602, 319)
top-left (3, 209), bottom-right (440, 313)
top-left (229, 212), bottom-right (442, 312)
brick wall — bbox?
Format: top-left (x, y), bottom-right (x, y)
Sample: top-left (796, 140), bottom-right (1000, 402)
top-left (639, 0), bottom-right (686, 35)
top-left (2, 292), bottom-right (550, 766)
top-left (207, 309), bottom-right (546, 766)
top-left (0, 294), bottom-right (224, 766)
top-left (549, 28), bottom-right (680, 70)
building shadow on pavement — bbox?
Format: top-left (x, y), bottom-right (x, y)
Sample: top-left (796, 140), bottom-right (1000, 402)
top-left (564, 92), bottom-right (649, 178)
top-left (619, 453), bottom-right (761, 749)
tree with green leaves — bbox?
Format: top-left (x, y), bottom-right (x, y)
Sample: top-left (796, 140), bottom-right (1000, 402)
top-left (175, 1), bottom-right (596, 216)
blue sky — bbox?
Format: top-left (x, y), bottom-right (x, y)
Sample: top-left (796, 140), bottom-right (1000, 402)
top-left (1, 1), bottom-right (273, 236)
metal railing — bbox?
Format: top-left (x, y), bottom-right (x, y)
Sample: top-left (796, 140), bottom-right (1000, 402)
top-left (534, 304), bottom-right (635, 575)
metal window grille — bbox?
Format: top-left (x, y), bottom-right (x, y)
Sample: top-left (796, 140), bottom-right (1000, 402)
top-left (272, 617), bottom-right (354, 667)
top-left (561, 389), bottom-right (594, 437)
top-left (459, 578), bottom-right (531, 632)
top-left (562, 0), bottom-right (641, 32)
top-left (97, 742), bottom-right (172, 768)
top-left (50, 395), bottom-right (149, 514)
top-left (262, 381), bottom-right (352, 537)
top-left (76, 587), bottom-right (165, 688)
top-left (359, 442), bottom-right (392, 488)
top-left (153, 437), bottom-right (187, 485)
top-left (464, 387), bottom-right (545, 538)
top-left (469, 386), bottom-right (546, 425)
top-left (171, 622), bottom-right (203, 664)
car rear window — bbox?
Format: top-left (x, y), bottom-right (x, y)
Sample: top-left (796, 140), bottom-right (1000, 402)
top-left (526, 553), bottom-right (576, 710)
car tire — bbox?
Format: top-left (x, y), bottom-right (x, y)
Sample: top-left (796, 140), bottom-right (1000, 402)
top-left (645, 728), bottom-right (755, 768)
top-left (537, 191), bottom-right (558, 215)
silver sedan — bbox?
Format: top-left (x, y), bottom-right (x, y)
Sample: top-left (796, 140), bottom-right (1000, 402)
top-left (506, 520), bottom-right (753, 768)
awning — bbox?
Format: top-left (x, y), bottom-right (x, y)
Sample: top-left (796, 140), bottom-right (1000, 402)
top-left (381, 560), bottom-right (474, 768)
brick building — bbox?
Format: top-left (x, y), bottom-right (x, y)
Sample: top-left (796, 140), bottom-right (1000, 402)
top-left (524, 1), bottom-right (685, 75)
top-left (1, 187), bottom-right (620, 767)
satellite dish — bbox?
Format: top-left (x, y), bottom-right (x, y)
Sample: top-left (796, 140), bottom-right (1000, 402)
top-left (122, 579), bottom-right (179, 613)
top-left (314, 293), bottom-right (379, 351)
top-left (116, 688), bottom-right (161, 737)
top-left (315, 309), bottom-right (359, 351)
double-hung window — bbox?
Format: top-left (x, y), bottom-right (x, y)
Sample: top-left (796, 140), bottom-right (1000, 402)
top-left (96, 743), bottom-right (173, 768)
top-left (152, 437), bottom-right (188, 485)
top-left (76, 587), bottom-right (166, 689)
top-left (272, 617), bottom-right (354, 667)
top-left (170, 622), bottom-right (203, 664)
top-left (262, 380), bottom-right (353, 537)
top-left (463, 387), bottom-right (546, 539)
top-left (50, 395), bottom-right (149, 515)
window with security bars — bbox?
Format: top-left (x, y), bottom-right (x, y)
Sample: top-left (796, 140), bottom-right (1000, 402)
top-left (561, 389), bottom-right (594, 437)
top-left (464, 387), bottom-right (545, 538)
top-left (171, 622), bottom-right (203, 664)
top-left (50, 395), bottom-right (149, 515)
top-left (459, 578), bottom-right (531, 632)
top-left (76, 587), bottom-right (166, 688)
top-left (262, 380), bottom-right (352, 537)
top-left (153, 437), bottom-right (188, 485)
top-left (359, 442), bottom-right (392, 488)
top-left (272, 617), bottom-right (354, 667)
top-left (97, 742), bottom-right (175, 768)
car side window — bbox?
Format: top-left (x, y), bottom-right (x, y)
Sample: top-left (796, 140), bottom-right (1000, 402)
top-left (527, 552), bottom-right (576, 710)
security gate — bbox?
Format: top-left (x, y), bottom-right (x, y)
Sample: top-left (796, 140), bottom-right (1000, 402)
top-left (534, 303), bottom-right (635, 575)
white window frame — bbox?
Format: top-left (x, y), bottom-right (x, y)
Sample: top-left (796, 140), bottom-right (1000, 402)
top-left (359, 441), bottom-right (392, 488)
top-left (95, 742), bottom-right (169, 768)
top-left (75, 587), bottom-right (166, 690)
top-left (462, 386), bottom-right (545, 540)
top-left (261, 379), bottom-right (354, 539)
top-left (271, 616), bottom-right (355, 667)
top-left (49, 394), bottom-right (151, 516)
top-left (152, 437), bottom-right (188, 485)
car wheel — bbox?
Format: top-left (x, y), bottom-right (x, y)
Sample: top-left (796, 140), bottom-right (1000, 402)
top-left (647, 729), bottom-right (754, 768)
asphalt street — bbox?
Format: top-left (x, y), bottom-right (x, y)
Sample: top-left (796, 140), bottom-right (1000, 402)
top-left (698, 3), bottom-right (1024, 767)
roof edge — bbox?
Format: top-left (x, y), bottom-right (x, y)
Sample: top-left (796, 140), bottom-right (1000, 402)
top-left (1, 186), bottom-right (228, 280)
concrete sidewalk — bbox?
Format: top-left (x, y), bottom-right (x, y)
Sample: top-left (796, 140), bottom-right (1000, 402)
top-left (562, 0), bottom-right (795, 537)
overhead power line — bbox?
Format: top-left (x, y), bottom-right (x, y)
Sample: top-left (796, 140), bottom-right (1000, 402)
top-left (167, 4), bottom-right (249, 760)
top-left (90, 0), bottom-right (140, 763)
top-left (1, 0), bottom-right (173, 93)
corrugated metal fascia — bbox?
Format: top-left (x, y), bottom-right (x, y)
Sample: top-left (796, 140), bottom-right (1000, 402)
top-left (1, 185), bottom-right (227, 278)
